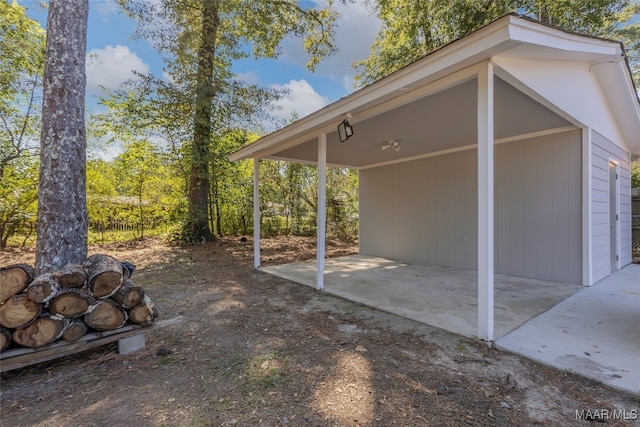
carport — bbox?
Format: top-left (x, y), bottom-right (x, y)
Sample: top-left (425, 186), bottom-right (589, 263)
top-left (230, 14), bottom-right (640, 342)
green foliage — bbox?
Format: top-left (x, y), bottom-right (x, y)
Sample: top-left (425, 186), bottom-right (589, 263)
top-left (632, 160), bottom-right (640, 188)
top-left (327, 168), bottom-right (359, 240)
top-left (606, 2), bottom-right (640, 88)
top-left (0, 0), bottom-right (44, 175)
top-left (355, 0), bottom-right (640, 86)
top-left (258, 160), bottom-right (359, 240)
top-left (106, 0), bottom-right (342, 241)
top-left (0, 152), bottom-right (38, 248)
top-left (0, 0), bottom-right (44, 248)
top-left (84, 140), bottom-right (185, 244)
top-left (0, 0), bottom-right (45, 104)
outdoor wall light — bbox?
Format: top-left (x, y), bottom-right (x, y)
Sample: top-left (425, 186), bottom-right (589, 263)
top-left (381, 140), bottom-right (400, 152)
top-left (338, 119), bottom-right (354, 142)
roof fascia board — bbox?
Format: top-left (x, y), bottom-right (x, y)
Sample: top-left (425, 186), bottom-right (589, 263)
top-left (592, 61), bottom-right (640, 153)
top-left (507, 17), bottom-right (621, 57)
top-left (229, 14), bottom-right (637, 162)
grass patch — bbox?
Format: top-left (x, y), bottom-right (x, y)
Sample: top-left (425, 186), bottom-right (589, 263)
top-left (244, 351), bottom-right (291, 390)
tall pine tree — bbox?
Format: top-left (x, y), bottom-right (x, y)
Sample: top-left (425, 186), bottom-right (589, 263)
top-left (35, 0), bottom-right (89, 272)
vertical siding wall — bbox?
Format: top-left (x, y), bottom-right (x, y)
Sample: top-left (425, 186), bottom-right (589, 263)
top-left (359, 149), bottom-right (478, 270)
top-left (495, 130), bottom-right (582, 284)
top-left (359, 129), bottom-right (583, 284)
top-left (591, 131), bottom-right (632, 283)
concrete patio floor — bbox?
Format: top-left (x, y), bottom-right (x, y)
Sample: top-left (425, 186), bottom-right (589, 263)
top-left (262, 255), bottom-right (582, 340)
top-left (262, 256), bottom-right (639, 395)
top-left (496, 263), bottom-right (640, 395)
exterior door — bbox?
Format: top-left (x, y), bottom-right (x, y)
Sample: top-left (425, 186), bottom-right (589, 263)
top-left (609, 161), bottom-right (619, 272)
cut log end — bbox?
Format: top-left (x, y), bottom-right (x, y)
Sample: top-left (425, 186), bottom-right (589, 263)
top-left (49, 288), bottom-right (94, 318)
top-left (84, 254), bottom-right (123, 298)
top-left (62, 319), bottom-right (88, 342)
top-left (91, 272), bottom-right (123, 298)
top-left (26, 273), bottom-right (60, 304)
top-left (0, 294), bottom-right (42, 329)
top-left (128, 295), bottom-right (158, 326)
top-left (0, 264), bottom-right (35, 303)
top-left (58, 264), bottom-right (87, 288)
top-left (1, 327), bottom-right (12, 352)
top-left (112, 279), bottom-right (145, 309)
top-left (12, 315), bottom-right (69, 348)
top-left (85, 300), bottom-right (127, 331)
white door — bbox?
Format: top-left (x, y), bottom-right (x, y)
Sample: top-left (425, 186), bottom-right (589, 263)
top-left (609, 161), bottom-right (619, 272)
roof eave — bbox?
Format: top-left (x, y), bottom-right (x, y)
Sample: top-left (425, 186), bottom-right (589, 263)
top-left (229, 15), bottom-right (519, 162)
top-left (229, 14), bottom-right (640, 161)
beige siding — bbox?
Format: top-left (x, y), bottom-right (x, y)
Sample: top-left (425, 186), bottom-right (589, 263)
top-left (359, 129), bottom-right (583, 284)
top-left (359, 149), bottom-right (477, 268)
top-left (495, 129), bottom-right (582, 284)
top-left (591, 131), bottom-right (632, 283)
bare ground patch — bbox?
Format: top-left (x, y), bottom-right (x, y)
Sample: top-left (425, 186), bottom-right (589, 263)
top-left (1, 236), bottom-right (638, 426)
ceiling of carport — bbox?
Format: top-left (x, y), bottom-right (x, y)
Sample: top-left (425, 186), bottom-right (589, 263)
top-left (270, 76), bottom-right (573, 168)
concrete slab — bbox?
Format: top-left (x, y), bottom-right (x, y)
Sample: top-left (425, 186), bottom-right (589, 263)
top-left (262, 255), bottom-right (582, 339)
top-left (118, 333), bottom-right (146, 355)
top-left (496, 264), bottom-right (640, 395)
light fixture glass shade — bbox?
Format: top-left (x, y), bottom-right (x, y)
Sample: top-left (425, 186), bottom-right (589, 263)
top-left (338, 120), bottom-right (353, 142)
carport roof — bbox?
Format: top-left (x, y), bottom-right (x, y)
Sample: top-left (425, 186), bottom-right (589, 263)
top-left (229, 14), bottom-right (640, 167)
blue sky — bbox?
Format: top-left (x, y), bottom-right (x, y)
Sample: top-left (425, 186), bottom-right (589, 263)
top-left (23, 0), bottom-right (382, 130)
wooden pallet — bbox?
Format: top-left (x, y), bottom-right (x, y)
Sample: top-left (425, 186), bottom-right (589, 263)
top-left (0, 316), bottom-right (183, 373)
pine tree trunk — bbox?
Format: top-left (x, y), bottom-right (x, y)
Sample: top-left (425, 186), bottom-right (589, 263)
top-left (0, 264), bottom-right (35, 302)
top-left (187, 0), bottom-right (219, 243)
top-left (35, 0), bottom-right (89, 274)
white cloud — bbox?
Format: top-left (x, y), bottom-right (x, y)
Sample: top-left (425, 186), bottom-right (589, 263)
top-left (280, 1), bottom-right (381, 93)
top-left (270, 79), bottom-right (328, 123)
top-left (86, 45), bottom-right (150, 95)
top-left (162, 70), bottom-right (174, 84)
top-left (235, 70), bottom-right (260, 85)
top-left (93, 0), bottom-right (120, 19)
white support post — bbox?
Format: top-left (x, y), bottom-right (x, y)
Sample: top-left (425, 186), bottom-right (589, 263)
top-left (253, 157), bottom-right (261, 269)
top-left (316, 134), bottom-right (327, 290)
top-left (477, 62), bottom-right (494, 342)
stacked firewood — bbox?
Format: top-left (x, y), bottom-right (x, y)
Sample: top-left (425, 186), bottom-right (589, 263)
top-left (0, 254), bottom-right (157, 351)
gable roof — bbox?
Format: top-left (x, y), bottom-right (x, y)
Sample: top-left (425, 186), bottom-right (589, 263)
top-left (230, 14), bottom-right (640, 165)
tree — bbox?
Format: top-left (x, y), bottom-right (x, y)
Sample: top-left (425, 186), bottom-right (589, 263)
top-left (116, 0), bottom-right (340, 242)
top-left (0, 154), bottom-right (38, 248)
top-left (355, 0), bottom-right (640, 86)
top-left (0, 0), bottom-right (45, 178)
top-left (113, 139), bottom-right (171, 239)
top-left (86, 158), bottom-right (116, 234)
top-left (0, 0), bottom-right (45, 248)
top-left (35, 0), bottom-right (89, 273)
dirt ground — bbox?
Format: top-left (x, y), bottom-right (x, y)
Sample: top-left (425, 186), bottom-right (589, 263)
top-left (1, 236), bottom-right (638, 427)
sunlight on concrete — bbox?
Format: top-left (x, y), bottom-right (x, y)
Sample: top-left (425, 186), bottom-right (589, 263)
top-left (313, 351), bottom-right (374, 425)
